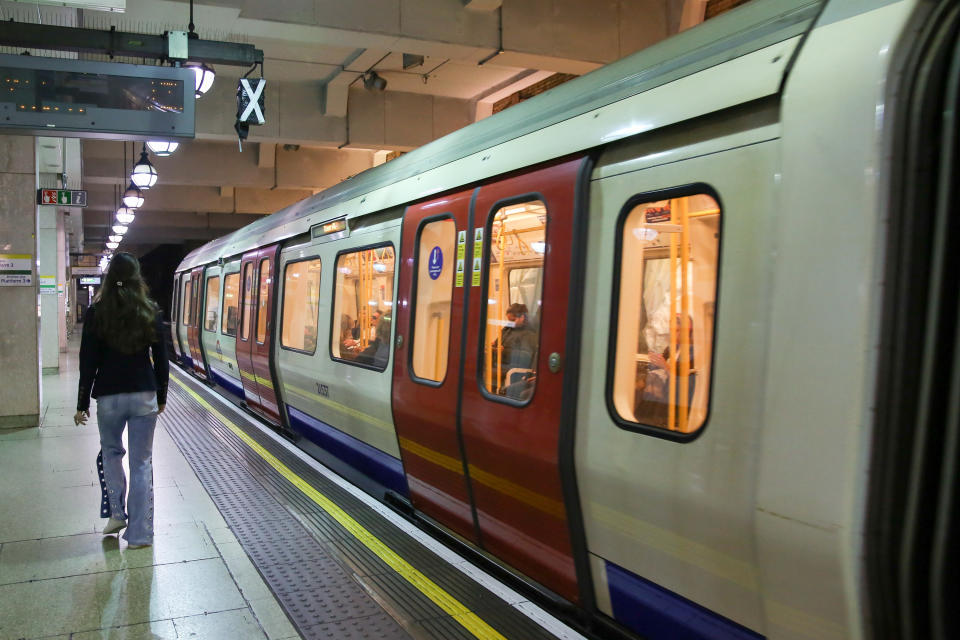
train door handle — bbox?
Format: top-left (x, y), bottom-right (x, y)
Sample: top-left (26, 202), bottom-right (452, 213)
top-left (548, 352), bottom-right (563, 373)
top-left (396, 334), bottom-right (404, 349)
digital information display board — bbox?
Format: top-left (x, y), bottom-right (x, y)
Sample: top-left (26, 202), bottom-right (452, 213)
top-left (0, 54), bottom-right (194, 140)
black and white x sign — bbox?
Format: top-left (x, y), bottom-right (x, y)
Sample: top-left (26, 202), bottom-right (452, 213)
top-left (237, 78), bottom-right (266, 125)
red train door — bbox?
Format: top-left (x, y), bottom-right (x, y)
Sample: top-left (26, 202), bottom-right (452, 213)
top-left (236, 245), bottom-right (282, 423)
top-left (459, 158), bottom-right (585, 602)
top-left (392, 188), bottom-right (477, 542)
top-left (187, 267), bottom-right (207, 377)
top-left (171, 272), bottom-right (183, 361)
top-left (392, 157), bottom-right (589, 603)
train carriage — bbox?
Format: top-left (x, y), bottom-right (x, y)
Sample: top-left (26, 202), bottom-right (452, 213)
top-left (170, 1), bottom-right (960, 639)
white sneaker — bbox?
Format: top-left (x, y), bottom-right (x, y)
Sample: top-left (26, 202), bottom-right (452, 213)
top-left (103, 517), bottom-right (127, 535)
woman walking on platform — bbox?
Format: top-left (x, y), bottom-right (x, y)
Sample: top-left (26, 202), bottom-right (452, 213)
top-left (73, 252), bottom-right (168, 549)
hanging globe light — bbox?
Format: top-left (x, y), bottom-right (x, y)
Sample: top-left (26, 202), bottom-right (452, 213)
top-left (122, 181), bottom-right (144, 209)
top-left (112, 224), bottom-right (128, 235)
top-left (106, 241), bottom-right (119, 250)
top-left (146, 140), bottom-right (179, 156)
top-left (108, 235), bottom-right (122, 243)
top-left (130, 144), bottom-right (158, 189)
top-left (115, 207), bottom-right (136, 225)
top-left (184, 61), bottom-right (215, 98)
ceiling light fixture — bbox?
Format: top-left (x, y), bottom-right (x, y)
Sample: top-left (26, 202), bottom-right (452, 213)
top-left (115, 207), bottom-right (136, 225)
top-left (362, 71), bottom-right (387, 91)
top-left (112, 224), bottom-right (128, 235)
top-left (185, 60), bottom-right (215, 98)
top-left (130, 143), bottom-right (158, 189)
top-left (108, 235), bottom-right (122, 243)
top-left (146, 140), bottom-right (179, 156)
top-left (122, 181), bottom-right (144, 209)
top-left (106, 241), bottom-right (119, 250)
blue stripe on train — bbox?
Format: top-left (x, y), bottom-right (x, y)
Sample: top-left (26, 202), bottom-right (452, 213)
top-left (286, 404), bottom-right (409, 497)
top-left (208, 368), bottom-right (245, 400)
top-left (606, 561), bottom-right (765, 640)
top-left (179, 354), bottom-right (193, 368)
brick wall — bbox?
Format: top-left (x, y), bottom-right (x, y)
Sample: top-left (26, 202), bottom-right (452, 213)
top-left (492, 73), bottom-right (578, 115)
top-left (705, 0), bottom-right (753, 19)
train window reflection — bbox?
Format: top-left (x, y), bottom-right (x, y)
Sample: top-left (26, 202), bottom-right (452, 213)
top-left (482, 200), bottom-right (546, 401)
top-left (331, 245), bottom-right (395, 371)
top-left (181, 279), bottom-right (192, 326)
top-left (221, 272), bottom-right (239, 336)
top-left (240, 263), bottom-right (253, 341)
top-left (256, 259), bottom-right (271, 344)
top-left (281, 258), bottom-right (322, 354)
top-left (204, 276), bottom-right (220, 332)
top-left (412, 219), bottom-right (455, 383)
top-left (612, 193), bottom-right (720, 434)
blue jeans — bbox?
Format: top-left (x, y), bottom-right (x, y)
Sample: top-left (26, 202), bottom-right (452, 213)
top-left (96, 391), bottom-right (158, 545)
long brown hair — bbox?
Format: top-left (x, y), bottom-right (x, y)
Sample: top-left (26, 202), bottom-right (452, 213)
top-left (93, 252), bottom-right (158, 353)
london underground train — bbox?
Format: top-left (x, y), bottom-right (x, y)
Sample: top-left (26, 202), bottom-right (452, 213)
top-left (169, 1), bottom-right (958, 638)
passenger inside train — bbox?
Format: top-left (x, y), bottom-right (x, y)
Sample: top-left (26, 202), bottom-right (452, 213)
top-left (483, 201), bottom-right (546, 400)
top-left (355, 314), bottom-right (392, 368)
top-left (331, 246), bottom-right (395, 369)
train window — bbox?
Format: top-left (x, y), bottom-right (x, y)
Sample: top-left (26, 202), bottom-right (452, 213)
top-left (481, 200), bottom-right (546, 401)
top-left (256, 259), bottom-right (271, 344)
top-left (181, 279), bottom-right (192, 326)
top-left (411, 219), bottom-right (455, 383)
top-left (611, 192), bottom-right (720, 435)
top-left (240, 263), bottom-right (253, 341)
top-left (281, 258), bottom-right (322, 354)
top-left (331, 245), bottom-right (395, 371)
top-left (203, 276), bottom-right (220, 332)
top-left (221, 272), bottom-right (240, 336)
top-left (190, 277), bottom-right (200, 327)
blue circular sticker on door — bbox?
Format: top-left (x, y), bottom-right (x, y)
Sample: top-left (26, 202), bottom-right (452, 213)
top-left (428, 246), bottom-right (443, 280)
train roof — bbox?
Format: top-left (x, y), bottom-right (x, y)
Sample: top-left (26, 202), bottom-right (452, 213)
top-left (178, 0), bottom-right (822, 271)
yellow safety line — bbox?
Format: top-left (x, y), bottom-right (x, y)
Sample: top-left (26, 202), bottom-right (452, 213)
top-left (170, 375), bottom-right (507, 640)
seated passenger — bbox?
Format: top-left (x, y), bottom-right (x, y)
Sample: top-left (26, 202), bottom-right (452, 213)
top-left (225, 306), bottom-right (238, 335)
top-left (340, 314), bottom-right (360, 355)
top-left (355, 315), bottom-right (391, 368)
top-left (492, 303), bottom-right (538, 391)
top-left (634, 363), bottom-right (669, 428)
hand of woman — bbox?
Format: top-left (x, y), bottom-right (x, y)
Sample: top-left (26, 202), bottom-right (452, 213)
top-left (73, 410), bottom-right (89, 426)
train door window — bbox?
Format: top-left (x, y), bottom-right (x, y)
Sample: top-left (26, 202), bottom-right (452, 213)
top-left (204, 276), bottom-right (220, 332)
top-left (240, 263), bottom-right (253, 341)
top-left (611, 191), bottom-right (721, 435)
top-left (221, 272), bottom-right (240, 336)
top-left (411, 219), bottom-right (455, 383)
top-left (256, 259), bottom-right (271, 344)
top-left (190, 277), bottom-right (200, 327)
top-left (330, 245), bottom-right (395, 370)
top-left (181, 279), bottom-right (192, 326)
top-left (481, 200), bottom-right (546, 401)
top-left (281, 258), bottom-right (322, 353)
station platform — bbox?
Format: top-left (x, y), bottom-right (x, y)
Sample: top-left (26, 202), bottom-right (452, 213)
top-left (0, 338), bottom-right (586, 640)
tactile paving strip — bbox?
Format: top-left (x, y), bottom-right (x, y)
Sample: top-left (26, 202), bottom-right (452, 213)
top-left (163, 370), bottom-right (561, 640)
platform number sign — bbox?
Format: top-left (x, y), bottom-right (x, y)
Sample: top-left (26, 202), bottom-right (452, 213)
top-left (237, 78), bottom-right (266, 125)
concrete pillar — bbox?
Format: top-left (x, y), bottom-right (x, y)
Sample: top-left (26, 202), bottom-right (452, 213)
top-left (0, 135), bottom-right (41, 429)
top-left (38, 185), bottom-right (60, 374)
top-left (57, 209), bottom-right (68, 353)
